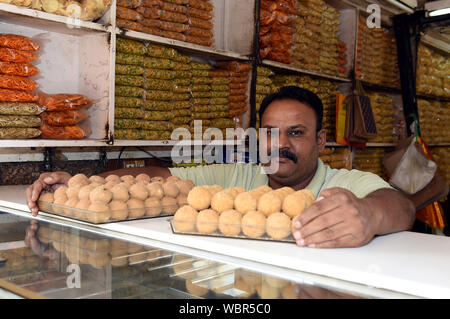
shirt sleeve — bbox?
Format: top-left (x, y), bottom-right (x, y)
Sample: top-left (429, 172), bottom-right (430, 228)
top-left (169, 163), bottom-right (268, 190)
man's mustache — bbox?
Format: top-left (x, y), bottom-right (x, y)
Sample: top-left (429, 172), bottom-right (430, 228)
top-left (268, 148), bottom-right (298, 164)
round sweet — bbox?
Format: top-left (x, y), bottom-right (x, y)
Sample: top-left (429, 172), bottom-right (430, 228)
top-left (68, 174), bottom-right (89, 188)
top-left (256, 185), bottom-right (272, 193)
top-left (208, 185), bottom-right (223, 196)
top-left (177, 194), bottom-right (188, 206)
top-left (88, 175), bottom-right (105, 184)
top-left (210, 191), bottom-right (234, 213)
top-left (110, 238), bottom-right (128, 251)
top-left (129, 183), bottom-right (148, 201)
top-left (66, 184), bottom-right (83, 199)
top-left (38, 192), bottom-right (53, 212)
top-left (127, 198), bottom-right (145, 219)
top-left (234, 192), bottom-right (257, 214)
top-left (266, 212), bottom-right (291, 240)
top-left (89, 182), bottom-right (102, 188)
top-left (74, 199), bottom-right (90, 220)
top-left (297, 189), bottom-right (315, 206)
top-left (248, 189), bottom-right (264, 200)
top-left (218, 209), bottom-right (242, 236)
top-left (146, 182), bottom-right (164, 200)
top-left (281, 283), bottom-right (297, 299)
top-left (54, 185), bottom-right (68, 199)
top-left (135, 173), bottom-right (151, 183)
top-left (280, 186), bottom-right (295, 194)
top-left (185, 280), bottom-right (209, 297)
top-left (88, 252), bottom-right (111, 269)
top-left (282, 193), bottom-right (308, 218)
top-left (109, 200), bottom-right (128, 221)
top-left (232, 187), bottom-right (246, 194)
top-left (127, 242), bottom-right (144, 254)
top-left (128, 251), bottom-right (149, 264)
top-left (187, 186), bottom-right (212, 211)
top-left (63, 198), bottom-right (78, 216)
top-left (162, 182), bottom-right (180, 198)
top-left (89, 185), bottom-right (113, 204)
top-left (144, 197), bottom-right (162, 217)
top-left (110, 184), bottom-right (130, 202)
top-left (264, 275), bottom-right (289, 289)
top-left (150, 176), bottom-right (165, 183)
top-left (103, 180), bottom-right (120, 190)
top-left (233, 278), bottom-right (256, 297)
top-left (274, 189), bottom-right (288, 201)
top-left (110, 255), bottom-right (128, 267)
top-left (166, 175), bottom-right (181, 183)
top-left (122, 179), bottom-right (135, 187)
top-left (173, 205), bottom-right (198, 232)
top-left (224, 188), bottom-right (239, 198)
top-left (78, 184), bottom-right (96, 201)
top-left (241, 211), bottom-right (266, 238)
top-left (161, 196), bottom-right (178, 214)
top-left (87, 201), bottom-right (111, 223)
top-left (257, 191), bottom-right (282, 216)
top-left (120, 175), bottom-right (135, 182)
top-left (104, 174), bottom-right (121, 183)
top-left (53, 195), bottom-right (68, 214)
top-left (176, 180), bottom-right (195, 195)
top-left (256, 281), bottom-right (280, 299)
top-left (196, 209), bottom-right (219, 234)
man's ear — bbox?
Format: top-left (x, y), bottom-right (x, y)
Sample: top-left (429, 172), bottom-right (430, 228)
top-left (316, 129), bottom-right (326, 153)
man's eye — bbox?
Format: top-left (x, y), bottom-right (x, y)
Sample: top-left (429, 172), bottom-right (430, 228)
top-left (289, 130), bottom-right (303, 136)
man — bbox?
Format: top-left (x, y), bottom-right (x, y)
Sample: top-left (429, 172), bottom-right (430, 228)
top-left (26, 86), bottom-right (415, 248)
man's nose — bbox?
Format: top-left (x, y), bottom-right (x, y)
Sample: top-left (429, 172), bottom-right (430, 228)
top-left (278, 131), bottom-right (291, 150)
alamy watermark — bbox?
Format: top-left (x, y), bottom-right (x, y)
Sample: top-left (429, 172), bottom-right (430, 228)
top-left (171, 120), bottom-right (280, 174)
top-left (366, 4), bottom-right (381, 28)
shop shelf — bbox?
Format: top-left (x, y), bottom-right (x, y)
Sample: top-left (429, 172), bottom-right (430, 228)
top-left (261, 60), bottom-right (351, 83)
top-left (114, 28), bottom-right (250, 61)
top-left (0, 3), bottom-right (110, 35)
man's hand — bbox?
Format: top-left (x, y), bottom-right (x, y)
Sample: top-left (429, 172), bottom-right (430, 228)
top-left (291, 188), bottom-right (381, 248)
top-left (26, 171), bottom-right (72, 217)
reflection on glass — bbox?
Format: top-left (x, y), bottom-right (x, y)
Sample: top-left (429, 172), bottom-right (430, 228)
top-left (0, 215), bottom-right (363, 299)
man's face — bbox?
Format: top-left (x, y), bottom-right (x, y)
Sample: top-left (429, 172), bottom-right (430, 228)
top-left (260, 99), bottom-right (326, 187)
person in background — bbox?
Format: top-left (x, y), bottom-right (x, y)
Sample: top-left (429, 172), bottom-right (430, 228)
top-left (26, 86), bottom-right (415, 248)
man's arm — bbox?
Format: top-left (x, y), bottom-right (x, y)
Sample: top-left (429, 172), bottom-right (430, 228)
top-left (292, 187), bottom-right (415, 248)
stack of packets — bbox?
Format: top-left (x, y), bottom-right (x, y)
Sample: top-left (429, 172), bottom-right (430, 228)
top-left (38, 93), bottom-right (92, 139)
top-left (356, 15), bottom-right (400, 88)
top-left (352, 148), bottom-right (390, 178)
top-left (418, 99), bottom-right (450, 144)
top-left (116, 0), bottom-right (214, 47)
top-left (0, 34), bottom-right (42, 139)
top-left (271, 74), bottom-right (338, 141)
top-left (416, 44), bottom-right (450, 98)
top-left (431, 147), bottom-right (450, 186)
top-left (114, 38), bottom-right (243, 140)
top-left (115, 37), bottom-right (188, 140)
top-left (259, 0), bottom-right (295, 64)
top-left (366, 92), bottom-right (394, 143)
top-left (319, 147), bottom-right (351, 170)
top-left (336, 40), bottom-right (347, 77)
top-left (318, 4), bottom-right (339, 76)
top-left (255, 67), bottom-right (275, 130)
top-left (214, 61), bottom-right (252, 119)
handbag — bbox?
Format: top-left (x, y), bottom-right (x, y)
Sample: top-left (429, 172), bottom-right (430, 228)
top-left (344, 81), bottom-right (377, 144)
top-left (383, 136), bottom-right (449, 210)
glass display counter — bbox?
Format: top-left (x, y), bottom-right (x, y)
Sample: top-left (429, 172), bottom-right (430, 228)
top-left (0, 211), bottom-right (416, 299)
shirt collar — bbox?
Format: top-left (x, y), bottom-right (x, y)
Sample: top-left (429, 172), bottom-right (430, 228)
top-left (305, 158), bottom-right (327, 198)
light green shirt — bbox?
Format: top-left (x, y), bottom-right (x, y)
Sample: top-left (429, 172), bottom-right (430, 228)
top-left (169, 159), bottom-right (393, 198)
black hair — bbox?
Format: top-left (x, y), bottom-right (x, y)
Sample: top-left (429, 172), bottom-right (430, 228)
top-left (258, 86), bottom-right (323, 132)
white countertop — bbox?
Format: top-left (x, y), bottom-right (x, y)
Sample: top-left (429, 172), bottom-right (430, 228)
top-left (1, 185), bottom-right (450, 299)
